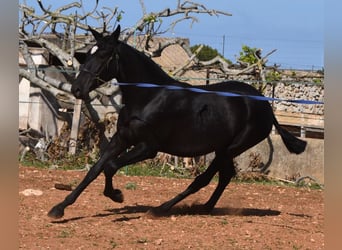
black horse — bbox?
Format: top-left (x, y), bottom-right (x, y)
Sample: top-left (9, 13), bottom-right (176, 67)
top-left (48, 25), bottom-right (306, 219)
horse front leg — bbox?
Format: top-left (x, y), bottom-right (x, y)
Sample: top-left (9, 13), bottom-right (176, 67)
top-left (47, 133), bottom-right (128, 219)
top-left (103, 160), bottom-right (124, 203)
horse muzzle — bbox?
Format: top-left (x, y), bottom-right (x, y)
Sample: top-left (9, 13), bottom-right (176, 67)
top-left (71, 84), bottom-right (90, 101)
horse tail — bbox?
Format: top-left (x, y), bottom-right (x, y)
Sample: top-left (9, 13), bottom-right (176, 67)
top-left (272, 113), bottom-right (307, 154)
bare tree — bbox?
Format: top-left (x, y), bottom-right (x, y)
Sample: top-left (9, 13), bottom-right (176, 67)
top-left (19, 0), bottom-right (233, 160)
top-left (19, 0), bottom-right (232, 105)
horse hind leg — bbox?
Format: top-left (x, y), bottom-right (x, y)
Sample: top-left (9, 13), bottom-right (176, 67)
top-left (201, 126), bottom-right (268, 212)
top-left (150, 155), bottom-right (222, 215)
top-left (203, 157), bottom-right (236, 211)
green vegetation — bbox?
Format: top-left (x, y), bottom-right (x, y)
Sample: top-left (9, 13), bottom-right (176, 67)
top-left (191, 44), bottom-right (219, 61)
top-left (125, 182), bottom-right (137, 190)
top-left (220, 218), bottom-right (229, 225)
top-left (20, 150), bottom-right (98, 170)
top-left (232, 172), bottom-right (279, 186)
top-left (109, 239), bottom-right (117, 249)
top-left (312, 78), bottom-right (322, 84)
top-left (20, 151), bottom-right (322, 190)
top-left (190, 44), bottom-right (232, 64)
top-left (117, 162), bottom-right (194, 179)
top-left (237, 44), bottom-right (261, 65)
top-left (295, 179), bottom-right (323, 190)
top-left (57, 229), bottom-right (74, 238)
top-left (20, 152), bottom-right (49, 169)
top-left (266, 70), bottom-right (282, 82)
top-left (233, 173), bottom-right (323, 190)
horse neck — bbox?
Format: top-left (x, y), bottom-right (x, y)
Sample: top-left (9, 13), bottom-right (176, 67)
top-left (116, 43), bottom-right (185, 106)
top-left (116, 43), bottom-right (176, 84)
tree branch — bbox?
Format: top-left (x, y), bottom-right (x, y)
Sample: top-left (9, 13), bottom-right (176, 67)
top-left (235, 49), bottom-right (277, 76)
top-left (172, 44), bottom-right (203, 75)
top-left (19, 68), bottom-right (74, 102)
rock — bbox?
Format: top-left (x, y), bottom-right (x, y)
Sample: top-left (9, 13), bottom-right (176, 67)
top-left (20, 189), bottom-right (43, 196)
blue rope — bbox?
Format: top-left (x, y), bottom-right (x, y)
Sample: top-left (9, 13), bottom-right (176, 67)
top-left (113, 82), bottom-right (324, 105)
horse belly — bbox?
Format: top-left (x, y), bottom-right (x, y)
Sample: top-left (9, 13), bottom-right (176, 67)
top-left (156, 103), bottom-right (239, 156)
top-left (159, 125), bottom-right (232, 157)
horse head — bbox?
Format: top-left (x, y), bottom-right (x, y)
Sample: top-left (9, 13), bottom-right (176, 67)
top-left (71, 25), bottom-right (121, 100)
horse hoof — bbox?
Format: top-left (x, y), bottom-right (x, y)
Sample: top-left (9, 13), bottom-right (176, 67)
top-left (113, 189), bottom-right (124, 203)
top-left (47, 204), bottom-right (64, 219)
top-left (104, 189), bottom-right (124, 203)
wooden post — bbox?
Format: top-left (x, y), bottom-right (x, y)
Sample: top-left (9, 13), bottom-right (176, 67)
top-left (69, 99), bottom-right (82, 154)
top-left (204, 68), bottom-right (210, 164)
top-left (300, 126), bottom-right (306, 138)
top-left (300, 107), bottom-right (306, 138)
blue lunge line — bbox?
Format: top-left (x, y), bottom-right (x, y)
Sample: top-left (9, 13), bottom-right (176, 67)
top-left (113, 82), bottom-right (324, 105)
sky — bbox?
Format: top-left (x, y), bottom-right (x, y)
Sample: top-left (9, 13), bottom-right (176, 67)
top-left (21, 0), bottom-right (324, 70)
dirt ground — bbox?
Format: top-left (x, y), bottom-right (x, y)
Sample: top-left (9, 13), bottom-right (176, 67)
top-left (19, 165), bottom-right (324, 249)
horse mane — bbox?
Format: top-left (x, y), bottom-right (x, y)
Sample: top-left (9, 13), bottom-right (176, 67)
top-left (117, 41), bottom-right (185, 85)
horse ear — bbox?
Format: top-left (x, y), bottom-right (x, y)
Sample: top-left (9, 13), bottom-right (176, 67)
top-left (88, 26), bottom-right (102, 41)
top-left (110, 25), bottom-right (121, 42)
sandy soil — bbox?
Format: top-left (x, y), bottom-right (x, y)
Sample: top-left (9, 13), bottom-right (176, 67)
top-left (19, 165), bottom-right (324, 249)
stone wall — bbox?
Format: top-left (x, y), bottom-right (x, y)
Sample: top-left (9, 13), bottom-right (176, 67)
top-left (264, 82), bottom-right (324, 115)
top-left (208, 69), bottom-right (324, 116)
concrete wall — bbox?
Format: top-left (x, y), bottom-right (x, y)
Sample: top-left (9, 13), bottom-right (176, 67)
top-left (235, 135), bottom-right (324, 184)
top-left (19, 78), bottom-right (30, 130)
top-left (19, 80), bottom-right (65, 137)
